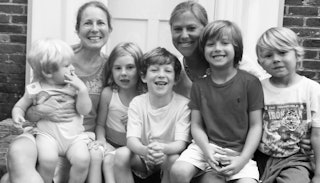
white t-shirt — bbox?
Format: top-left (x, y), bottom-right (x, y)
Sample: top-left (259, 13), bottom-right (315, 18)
top-left (126, 92), bottom-right (191, 145)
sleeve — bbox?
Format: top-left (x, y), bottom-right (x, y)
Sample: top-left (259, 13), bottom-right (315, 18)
top-left (126, 97), bottom-right (143, 138)
top-left (175, 99), bottom-right (191, 142)
top-left (247, 76), bottom-right (264, 111)
top-left (310, 81), bottom-right (320, 128)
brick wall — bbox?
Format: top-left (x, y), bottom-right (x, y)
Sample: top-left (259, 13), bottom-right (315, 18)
top-left (283, 0), bottom-right (320, 82)
top-left (0, 0), bottom-right (27, 121)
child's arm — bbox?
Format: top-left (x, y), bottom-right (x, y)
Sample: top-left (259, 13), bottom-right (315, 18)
top-left (191, 110), bottom-right (220, 167)
top-left (220, 109), bottom-right (262, 175)
top-left (12, 92), bottom-right (33, 128)
top-left (311, 126), bottom-right (320, 183)
top-left (94, 88), bottom-right (112, 149)
top-left (148, 140), bottom-right (187, 155)
top-left (64, 73), bottom-right (92, 115)
top-left (127, 137), bottom-right (148, 156)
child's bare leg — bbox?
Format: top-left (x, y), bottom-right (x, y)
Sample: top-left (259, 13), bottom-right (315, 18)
top-left (170, 160), bottom-right (199, 183)
top-left (36, 135), bottom-right (59, 183)
top-left (196, 172), bottom-right (225, 183)
top-left (233, 178), bottom-right (258, 183)
top-left (66, 141), bottom-right (90, 183)
top-left (114, 147), bottom-right (134, 183)
top-left (6, 135), bottom-right (43, 183)
top-left (102, 153), bottom-right (116, 183)
top-left (161, 154), bottom-right (179, 183)
top-left (87, 148), bottom-right (104, 183)
top-left (114, 147), bottom-right (146, 183)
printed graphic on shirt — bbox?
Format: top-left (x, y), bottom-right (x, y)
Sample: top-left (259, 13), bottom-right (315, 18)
top-left (259, 103), bottom-right (309, 157)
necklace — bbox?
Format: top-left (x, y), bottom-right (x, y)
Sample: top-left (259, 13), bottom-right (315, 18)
top-left (183, 58), bottom-right (211, 81)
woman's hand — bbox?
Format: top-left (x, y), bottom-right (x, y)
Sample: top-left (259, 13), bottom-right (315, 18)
top-left (26, 95), bottom-right (76, 123)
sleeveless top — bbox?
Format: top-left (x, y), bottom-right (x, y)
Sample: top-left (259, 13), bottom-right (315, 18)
top-left (105, 90), bottom-right (128, 147)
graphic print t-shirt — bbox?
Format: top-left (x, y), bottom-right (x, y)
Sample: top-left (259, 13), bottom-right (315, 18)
top-left (259, 77), bottom-right (320, 157)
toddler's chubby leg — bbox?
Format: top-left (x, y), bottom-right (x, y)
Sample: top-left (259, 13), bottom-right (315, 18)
top-left (66, 141), bottom-right (90, 183)
top-left (36, 134), bottom-right (59, 183)
top-left (87, 147), bottom-right (104, 183)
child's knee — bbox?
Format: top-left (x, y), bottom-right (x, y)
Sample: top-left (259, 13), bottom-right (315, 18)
top-left (103, 153), bottom-right (115, 167)
top-left (170, 162), bottom-right (193, 182)
top-left (114, 147), bottom-right (131, 167)
top-left (89, 148), bottom-right (104, 163)
top-left (69, 152), bottom-right (90, 169)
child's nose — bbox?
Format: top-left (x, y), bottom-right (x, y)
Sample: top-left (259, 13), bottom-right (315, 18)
top-left (121, 68), bottom-right (127, 75)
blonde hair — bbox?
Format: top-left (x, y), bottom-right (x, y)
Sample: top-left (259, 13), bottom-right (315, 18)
top-left (27, 38), bottom-right (74, 80)
top-left (256, 27), bottom-right (304, 61)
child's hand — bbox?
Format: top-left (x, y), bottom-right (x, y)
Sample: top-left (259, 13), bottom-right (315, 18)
top-left (217, 156), bottom-right (247, 176)
top-left (12, 115), bottom-right (25, 129)
top-left (120, 115), bottom-right (128, 130)
top-left (146, 142), bottom-right (165, 165)
top-left (204, 145), bottom-right (226, 170)
top-left (64, 73), bottom-right (87, 92)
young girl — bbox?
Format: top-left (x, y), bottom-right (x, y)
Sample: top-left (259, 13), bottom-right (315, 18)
top-left (88, 42), bottom-right (144, 183)
top-left (12, 38), bottom-right (92, 183)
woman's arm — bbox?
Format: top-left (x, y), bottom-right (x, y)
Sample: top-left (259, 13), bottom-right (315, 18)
top-left (25, 95), bottom-right (76, 123)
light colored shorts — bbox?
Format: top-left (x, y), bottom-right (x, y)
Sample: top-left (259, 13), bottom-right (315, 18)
top-left (177, 142), bottom-right (259, 181)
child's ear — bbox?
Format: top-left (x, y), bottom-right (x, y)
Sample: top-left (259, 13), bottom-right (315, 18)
top-left (141, 75), bottom-right (147, 83)
top-left (41, 70), bottom-right (53, 79)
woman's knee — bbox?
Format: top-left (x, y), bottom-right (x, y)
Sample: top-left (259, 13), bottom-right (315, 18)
top-left (7, 138), bottom-right (37, 169)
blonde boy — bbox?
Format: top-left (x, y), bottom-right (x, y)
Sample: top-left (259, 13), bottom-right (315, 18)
top-left (256, 27), bottom-right (320, 183)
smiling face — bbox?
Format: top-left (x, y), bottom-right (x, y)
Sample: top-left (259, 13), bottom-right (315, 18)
top-left (258, 49), bottom-right (297, 79)
top-left (171, 11), bottom-right (204, 57)
top-left (142, 63), bottom-right (175, 97)
top-left (204, 37), bottom-right (235, 69)
top-left (77, 6), bottom-right (110, 50)
top-left (112, 55), bottom-right (138, 90)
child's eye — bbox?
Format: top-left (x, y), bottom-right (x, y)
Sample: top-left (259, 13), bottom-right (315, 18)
top-left (279, 51), bottom-right (287, 55)
top-left (127, 65), bottom-right (136, 70)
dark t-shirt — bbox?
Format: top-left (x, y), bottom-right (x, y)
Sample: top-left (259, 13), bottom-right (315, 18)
top-left (189, 70), bottom-right (264, 152)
